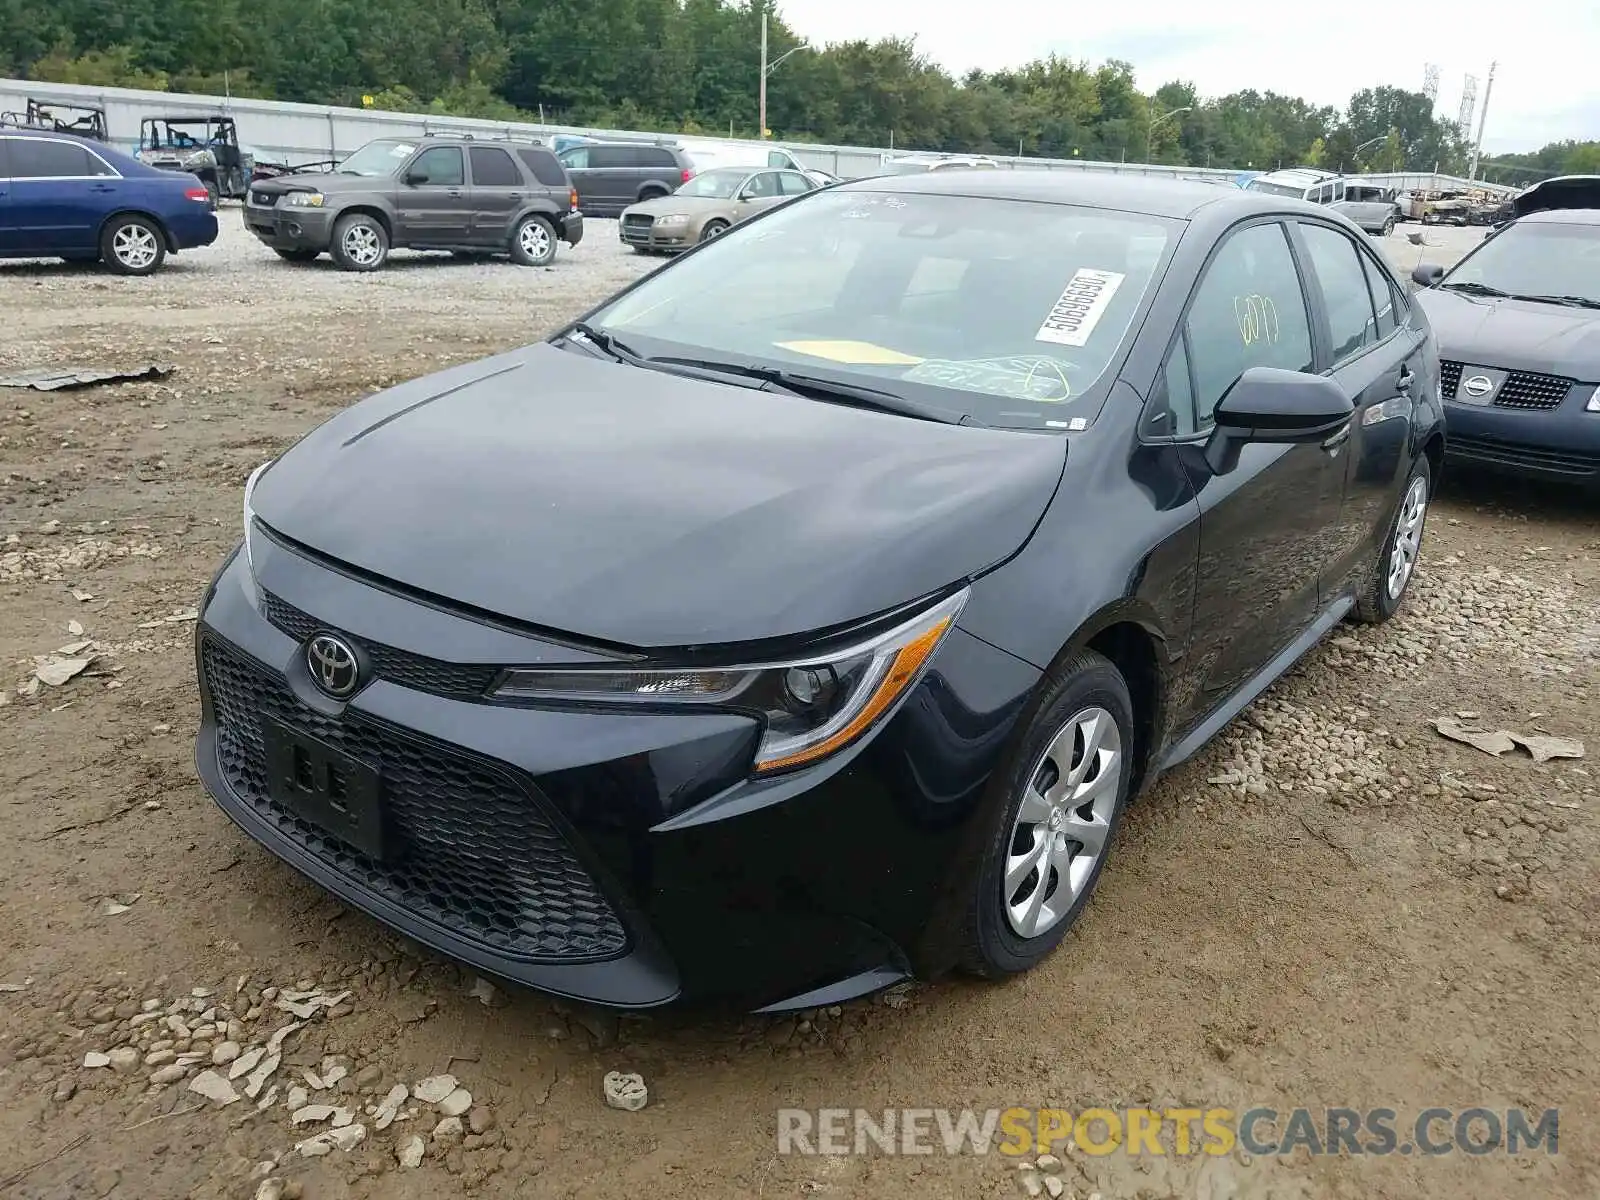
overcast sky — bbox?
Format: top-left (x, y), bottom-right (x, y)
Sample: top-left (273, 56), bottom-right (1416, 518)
top-left (775, 0), bottom-right (1596, 155)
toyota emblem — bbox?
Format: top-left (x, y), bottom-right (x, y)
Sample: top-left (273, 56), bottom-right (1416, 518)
top-left (1461, 374), bottom-right (1494, 399)
top-left (306, 633), bottom-right (361, 698)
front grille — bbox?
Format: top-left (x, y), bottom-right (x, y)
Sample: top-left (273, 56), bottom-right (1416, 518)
top-left (202, 639), bottom-right (629, 962)
top-left (262, 591), bottom-right (500, 700)
top-left (1448, 434), bottom-right (1599, 477)
top-left (621, 214), bottom-right (653, 231)
top-left (1440, 360), bottom-right (1462, 398)
top-left (1439, 359), bottom-right (1574, 410)
top-left (1493, 371), bottom-right (1573, 410)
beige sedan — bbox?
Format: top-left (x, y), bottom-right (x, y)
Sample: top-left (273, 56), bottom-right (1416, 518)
top-left (619, 166), bottom-right (821, 253)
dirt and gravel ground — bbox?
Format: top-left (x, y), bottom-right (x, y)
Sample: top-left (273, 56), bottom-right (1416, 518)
top-left (1, 216), bottom-right (1596, 1200)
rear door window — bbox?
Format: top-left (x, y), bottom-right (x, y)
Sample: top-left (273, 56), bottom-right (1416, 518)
top-left (468, 146), bottom-right (521, 187)
top-left (588, 146), bottom-right (635, 169)
top-left (9, 138), bottom-right (96, 179)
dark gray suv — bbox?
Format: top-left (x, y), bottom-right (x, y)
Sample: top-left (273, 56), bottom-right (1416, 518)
top-left (556, 141), bottom-right (695, 217)
top-left (244, 134), bottom-right (584, 272)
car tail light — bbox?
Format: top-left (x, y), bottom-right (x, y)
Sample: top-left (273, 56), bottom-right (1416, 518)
top-left (570, 188), bottom-right (579, 210)
top-left (681, 167), bottom-right (694, 183)
top-left (184, 187), bottom-right (210, 203)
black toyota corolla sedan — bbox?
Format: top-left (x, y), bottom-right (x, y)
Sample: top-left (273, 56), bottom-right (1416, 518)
top-left (195, 172), bottom-right (1443, 1013)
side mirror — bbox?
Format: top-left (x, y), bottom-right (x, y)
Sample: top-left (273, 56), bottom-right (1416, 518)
top-left (737, 190), bottom-right (756, 202)
top-left (1411, 262), bottom-right (1444, 287)
top-left (1203, 367), bottom-right (1354, 475)
top-left (403, 170), bottom-right (429, 186)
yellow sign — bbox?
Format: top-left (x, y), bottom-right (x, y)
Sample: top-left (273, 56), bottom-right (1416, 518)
top-left (361, 94), bottom-right (375, 107)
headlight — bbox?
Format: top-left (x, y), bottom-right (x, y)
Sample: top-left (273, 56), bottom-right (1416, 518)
top-left (242, 460), bottom-right (273, 575)
top-left (652, 214), bottom-right (689, 226)
top-left (284, 192), bottom-right (326, 208)
top-left (493, 588), bottom-right (969, 774)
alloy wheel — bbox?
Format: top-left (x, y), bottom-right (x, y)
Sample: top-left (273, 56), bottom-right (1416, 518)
top-left (342, 223), bottom-right (382, 267)
top-left (1386, 475), bottom-right (1428, 599)
top-left (1003, 705), bottom-right (1122, 939)
top-left (112, 224), bottom-right (159, 271)
top-left (519, 221), bottom-right (551, 259)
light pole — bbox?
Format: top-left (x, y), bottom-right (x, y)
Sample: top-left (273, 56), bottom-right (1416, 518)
top-left (1349, 135), bottom-right (1386, 173)
top-left (1146, 105), bottom-right (1191, 163)
top-left (1469, 61), bottom-right (1496, 181)
top-left (758, 12), bottom-right (809, 139)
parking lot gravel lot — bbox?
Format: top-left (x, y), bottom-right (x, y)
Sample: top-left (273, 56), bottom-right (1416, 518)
top-left (1, 215), bottom-right (1596, 1200)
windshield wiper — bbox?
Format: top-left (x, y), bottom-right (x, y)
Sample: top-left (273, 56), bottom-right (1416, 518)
top-left (642, 356), bottom-right (963, 423)
top-left (1512, 293), bottom-right (1600, 309)
top-left (564, 322), bottom-right (650, 366)
top-left (1439, 281), bottom-right (1511, 297)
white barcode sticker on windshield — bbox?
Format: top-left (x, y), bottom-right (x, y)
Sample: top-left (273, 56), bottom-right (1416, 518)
top-left (1035, 269), bottom-right (1125, 347)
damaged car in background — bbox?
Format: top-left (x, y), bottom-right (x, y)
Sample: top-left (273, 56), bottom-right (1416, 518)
top-left (1412, 174), bottom-right (1600, 492)
top-left (137, 115), bottom-right (253, 205)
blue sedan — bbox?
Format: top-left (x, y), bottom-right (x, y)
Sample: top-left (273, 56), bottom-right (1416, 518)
top-left (0, 127), bottom-right (219, 274)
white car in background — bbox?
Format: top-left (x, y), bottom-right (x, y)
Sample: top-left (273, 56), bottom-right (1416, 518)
top-left (1245, 167), bottom-right (1401, 236)
top-left (677, 138), bottom-right (838, 187)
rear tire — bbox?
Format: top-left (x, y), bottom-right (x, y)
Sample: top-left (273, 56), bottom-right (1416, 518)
top-left (1381, 215), bottom-right (1396, 236)
top-left (959, 650), bottom-right (1134, 979)
top-left (329, 213), bottom-right (389, 272)
top-left (1352, 456), bottom-right (1431, 624)
top-left (100, 215), bottom-right (166, 276)
top-left (273, 248), bottom-right (320, 264)
top-left (509, 215), bottom-right (557, 266)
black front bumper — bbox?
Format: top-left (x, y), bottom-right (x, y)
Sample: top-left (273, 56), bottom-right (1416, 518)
top-left (193, 536), bottom-right (1039, 1011)
top-left (243, 202), bottom-right (335, 252)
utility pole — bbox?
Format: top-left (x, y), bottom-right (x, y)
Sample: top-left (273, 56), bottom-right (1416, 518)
top-left (1469, 61), bottom-right (1496, 181)
top-left (758, 12), bottom-right (768, 140)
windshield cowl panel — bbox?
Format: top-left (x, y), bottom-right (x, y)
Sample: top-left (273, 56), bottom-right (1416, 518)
top-left (578, 189), bottom-right (1178, 430)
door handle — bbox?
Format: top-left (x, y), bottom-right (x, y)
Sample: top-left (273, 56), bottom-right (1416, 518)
top-left (447, 189), bottom-right (463, 198)
top-left (507, 192), bottom-right (526, 200)
top-left (1396, 366), bottom-right (1414, 392)
top-left (90, 183), bottom-right (116, 192)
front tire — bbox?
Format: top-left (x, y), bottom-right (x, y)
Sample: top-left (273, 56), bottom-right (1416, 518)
top-left (960, 650), bottom-right (1134, 979)
top-left (100, 216), bottom-right (166, 276)
top-left (699, 219), bottom-right (729, 243)
top-left (1353, 455), bottom-right (1431, 624)
top-left (510, 215), bottom-right (557, 266)
top-left (330, 213), bottom-right (389, 272)
top-left (1381, 215), bottom-right (1396, 236)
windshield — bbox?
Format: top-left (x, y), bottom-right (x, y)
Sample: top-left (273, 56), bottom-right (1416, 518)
top-left (676, 169), bottom-right (749, 199)
top-left (1246, 180), bottom-right (1306, 200)
top-left (337, 139), bottom-right (417, 177)
top-left (583, 188), bottom-right (1176, 425)
top-left (1444, 221), bottom-right (1600, 304)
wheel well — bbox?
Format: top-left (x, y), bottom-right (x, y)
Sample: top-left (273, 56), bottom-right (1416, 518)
top-left (1421, 431), bottom-right (1445, 495)
top-left (1083, 622), bottom-right (1162, 798)
top-left (336, 206), bottom-right (392, 239)
top-left (638, 185), bottom-right (667, 199)
top-left (98, 209), bottom-right (174, 252)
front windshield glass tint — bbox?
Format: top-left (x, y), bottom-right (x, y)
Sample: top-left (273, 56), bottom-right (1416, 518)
top-left (1445, 222), bottom-right (1600, 303)
top-left (338, 139), bottom-right (416, 176)
top-left (677, 169), bottom-right (747, 199)
top-left (588, 188), bottom-right (1175, 423)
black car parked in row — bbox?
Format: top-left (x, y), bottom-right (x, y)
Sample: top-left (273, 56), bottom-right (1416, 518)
top-left (243, 134), bottom-right (583, 271)
top-left (556, 140), bottom-right (696, 217)
top-left (196, 173), bottom-right (1442, 1013)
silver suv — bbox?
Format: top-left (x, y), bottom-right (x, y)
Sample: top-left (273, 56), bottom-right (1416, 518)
top-left (1245, 168), bottom-right (1401, 236)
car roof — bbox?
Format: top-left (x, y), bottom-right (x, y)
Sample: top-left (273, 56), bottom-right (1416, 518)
top-left (840, 169), bottom-right (1297, 221)
top-left (1250, 167), bottom-right (1339, 189)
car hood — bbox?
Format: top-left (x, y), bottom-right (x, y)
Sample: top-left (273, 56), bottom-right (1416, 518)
top-left (1414, 288), bottom-right (1600, 380)
top-left (250, 172), bottom-right (385, 197)
top-left (1511, 176), bottom-right (1600, 219)
top-left (625, 194), bottom-right (736, 218)
top-left (250, 343), bottom-right (1068, 650)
